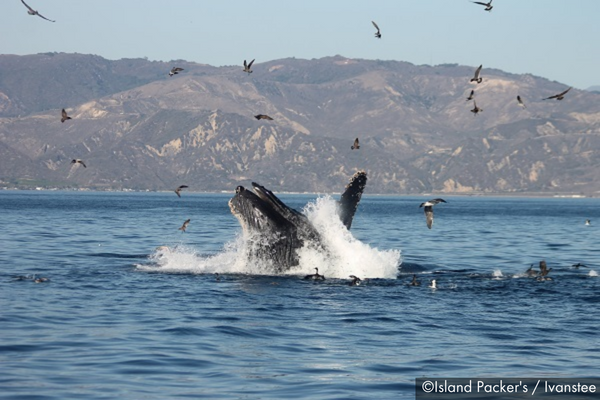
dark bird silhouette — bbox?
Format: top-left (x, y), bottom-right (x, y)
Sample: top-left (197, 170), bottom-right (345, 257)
top-left (21, 0), bottom-right (55, 22)
top-left (351, 138), bottom-right (360, 150)
top-left (472, 0), bottom-right (493, 12)
top-left (349, 275), bottom-right (362, 286)
top-left (543, 87), bottom-right (572, 100)
top-left (572, 263), bottom-right (588, 269)
top-left (61, 109), bottom-right (72, 123)
top-left (471, 100), bottom-right (483, 116)
top-left (466, 90), bottom-right (475, 101)
top-left (304, 267), bottom-right (325, 281)
top-left (215, 273), bottom-right (221, 282)
top-left (410, 274), bottom-right (421, 286)
top-left (71, 159), bottom-right (86, 168)
top-left (243, 59), bottom-right (255, 74)
top-left (419, 198), bottom-right (447, 229)
top-left (517, 95), bottom-right (527, 109)
top-left (254, 114), bottom-right (274, 120)
top-left (537, 260), bottom-right (552, 280)
top-left (179, 219), bottom-right (190, 232)
top-left (470, 65), bottom-right (483, 84)
top-left (169, 67), bottom-right (184, 77)
top-left (174, 185), bottom-right (189, 198)
top-left (372, 21), bottom-right (381, 38)
top-left (34, 277), bottom-right (49, 283)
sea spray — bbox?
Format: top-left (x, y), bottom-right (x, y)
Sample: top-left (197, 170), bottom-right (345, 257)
top-left (293, 196), bottom-right (400, 279)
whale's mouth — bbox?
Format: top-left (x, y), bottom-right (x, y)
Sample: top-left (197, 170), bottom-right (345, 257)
top-left (228, 183), bottom-right (320, 271)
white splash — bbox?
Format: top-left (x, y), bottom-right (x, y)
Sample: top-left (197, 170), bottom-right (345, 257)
top-left (139, 196), bottom-right (401, 279)
top-left (589, 270), bottom-right (598, 277)
top-left (492, 269), bottom-right (503, 279)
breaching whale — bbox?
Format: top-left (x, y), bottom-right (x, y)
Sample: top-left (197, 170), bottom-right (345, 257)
top-left (228, 171), bottom-right (367, 272)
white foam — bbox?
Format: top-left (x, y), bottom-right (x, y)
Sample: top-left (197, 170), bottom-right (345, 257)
top-left (589, 270), bottom-right (598, 277)
top-left (492, 269), bottom-right (503, 279)
top-left (138, 196), bottom-right (401, 279)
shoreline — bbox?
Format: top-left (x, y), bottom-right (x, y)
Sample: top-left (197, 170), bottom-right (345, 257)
top-left (0, 187), bottom-right (597, 199)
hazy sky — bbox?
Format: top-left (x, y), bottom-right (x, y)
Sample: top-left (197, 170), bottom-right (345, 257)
top-left (2, 0), bottom-right (599, 89)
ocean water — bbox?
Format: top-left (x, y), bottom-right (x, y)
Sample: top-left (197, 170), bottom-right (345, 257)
top-left (0, 190), bottom-right (599, 399)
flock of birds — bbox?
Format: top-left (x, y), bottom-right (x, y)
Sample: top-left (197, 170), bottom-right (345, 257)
top-left (18, 0), bottom-right (591, 285)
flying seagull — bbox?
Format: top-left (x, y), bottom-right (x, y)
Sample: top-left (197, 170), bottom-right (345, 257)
top-left (71, 159), bottom-right (86, 168)
top-left (419, 198), bottom-right (447, 229)
top-left (243, 59), bottom-right (255, 74)
top-left (585, 219), bottom-right (591, 226)
top-left (254, 114), bottom-right (274, 120)
top-left (471, 100), bottom-right (483, 116)
top-left (21, 0), bottom-right (55, 22)
top-left (470, 65), bottom-right (483, 84)
top-left (429, 279), bottom-right (437, 289)
top-left (466, 90), bottom-right (475, 101)
top-left (517, 95), bottom-right (527, 109)
top-left (349, 275), bottom-right (362, 286)
top-left (351, 138), bottom-right (360, 150)
top-left (169, 67), bottom-right (184, 77)
top-left (178, 219), bottom-right (190, 232)
top-left (174, 185), bottom-right (189, 198)
top-left (543, 87), bottom-right (572, 101)
top-left (472, 0), bottom-right (493, 12)
top-left (372, 21), bottom-right (381, 38)
top-left (61, 109), bottom-right (72, 123)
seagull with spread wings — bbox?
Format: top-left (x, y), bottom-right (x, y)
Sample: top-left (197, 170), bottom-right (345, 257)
top-left (419, 198), bottom-right (447, 229)
top-left (178, 219), bottom-right (190, 232)
top-left (470, 65), bottom-right (483, 84)
top-left (243, 59), bottom-right (255, 74)
top-left (471, 101), bottom-right (483, 116)
top-left (543, 87), bottom-right (572, 101)
top-left (21, 0), bottom-right (55, 22)
top-left (71, 159), bottom-right (86, 168)
top-left (517, 95), bottom-right (527, 109)
top-left (372, 21), bottom-right (382, 39)
top-left (254, 114), bottom-right (274, 120)
top-left (61, 109), bottom-right (72, 123)
top-left (169, 67), bottom-right (184, 77)
top-left (472, 0), bottom-right (493, 12)
top-left (174, 185), bottom-right (189, 198)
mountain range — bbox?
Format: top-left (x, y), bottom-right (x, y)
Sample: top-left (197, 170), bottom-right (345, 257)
top-left (1, 52), bottom-right (599, 195)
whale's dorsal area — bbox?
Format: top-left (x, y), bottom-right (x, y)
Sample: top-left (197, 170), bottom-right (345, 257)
top-left (228, 171), bottom-right (367, 271)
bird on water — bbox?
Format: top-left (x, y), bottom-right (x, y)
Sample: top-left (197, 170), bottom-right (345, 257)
top-left (304, 268), bottom-right (325, 280)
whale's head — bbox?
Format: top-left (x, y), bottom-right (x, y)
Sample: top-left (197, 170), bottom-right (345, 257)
top-left (229, 183), bottom-right (320, 271)
top-left (228, 171), bottom-right (367, 272)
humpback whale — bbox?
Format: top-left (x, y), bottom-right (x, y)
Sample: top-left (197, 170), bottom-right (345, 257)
top-left (228, 171), bottom-right (368, 272)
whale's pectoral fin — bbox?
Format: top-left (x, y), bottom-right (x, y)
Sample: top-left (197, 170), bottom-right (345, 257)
top-left (337, 170), bottom-right (367, 230)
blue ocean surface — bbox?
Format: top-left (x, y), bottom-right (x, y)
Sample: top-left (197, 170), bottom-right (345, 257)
top-left (0, 190), bottom-right (599, 399)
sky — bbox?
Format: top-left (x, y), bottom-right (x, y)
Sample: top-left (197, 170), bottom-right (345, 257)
top-left (2, 0), bottom-right (599, 89)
